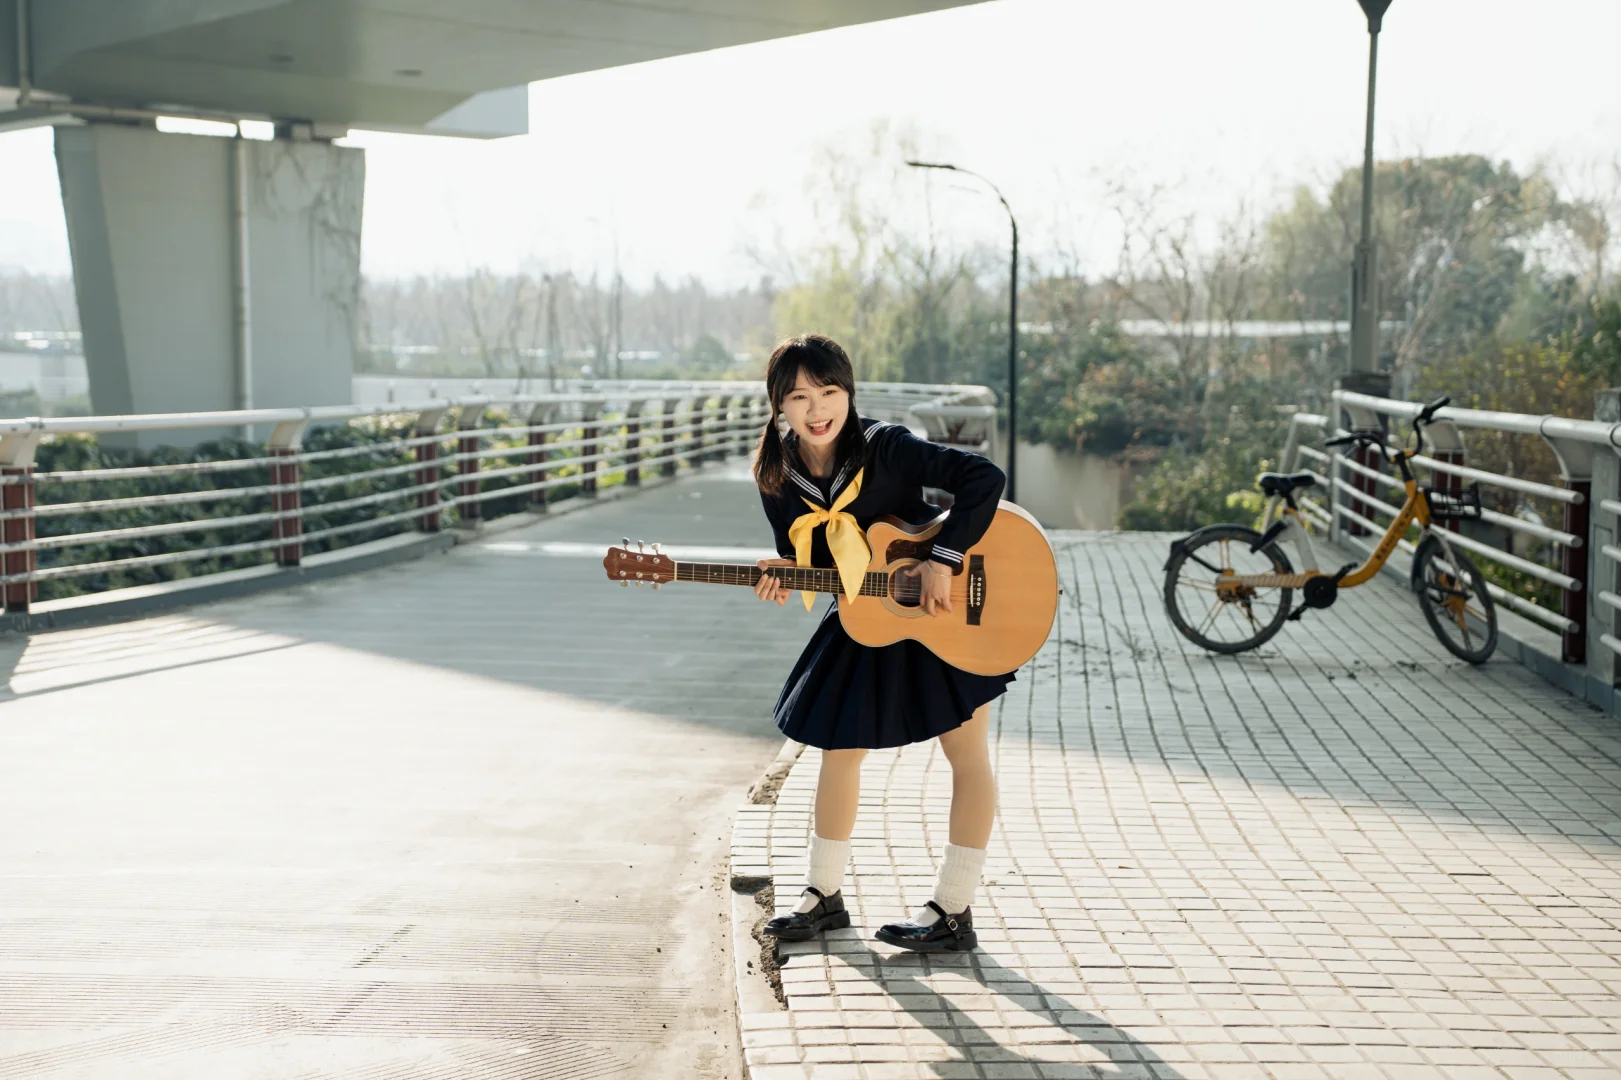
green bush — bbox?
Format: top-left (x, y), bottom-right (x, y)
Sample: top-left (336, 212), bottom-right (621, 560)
top-left (1117, 443), bottom-right (1273, 532)
top-left (1115, 380), bottom-right (1288, 531)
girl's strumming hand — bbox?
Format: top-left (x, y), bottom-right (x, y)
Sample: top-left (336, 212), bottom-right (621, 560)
top-left (755, 558), bottom-right (795, 606)
top-left (906, 559), bottom-right (955, 617)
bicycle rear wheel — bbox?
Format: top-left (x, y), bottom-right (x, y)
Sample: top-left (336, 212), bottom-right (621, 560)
top-left (1413, 532), bottom-right (1497, 663)
top-left (1163, 524), bottom-right (1294, 654)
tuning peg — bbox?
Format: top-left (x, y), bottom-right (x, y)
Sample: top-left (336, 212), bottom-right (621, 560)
top-left (652, 543), bottom-right (661, 555)
top-left (622, 536), bottom-right (630, 548)
top-left (637, 540), bottom-right (646, 552)
top-left (652, 582), bottom-right (661, 590)
top-left (620, 580), bottom-right (628, 588)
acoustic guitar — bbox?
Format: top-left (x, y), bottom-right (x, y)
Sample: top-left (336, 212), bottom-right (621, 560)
top-left (601, 501), bottom-right (1059, 675)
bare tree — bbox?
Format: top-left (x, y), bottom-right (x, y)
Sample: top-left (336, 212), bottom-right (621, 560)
top-left (1099, 176), bottom-right (1262, 404)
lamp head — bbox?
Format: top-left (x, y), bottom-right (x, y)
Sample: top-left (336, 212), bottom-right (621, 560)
top-left (1356, 0), bottom-right (1393, 31)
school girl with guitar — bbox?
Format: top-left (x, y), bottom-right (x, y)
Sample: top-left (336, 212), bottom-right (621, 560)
top-left (750, 334), bottom-right (1018, 953)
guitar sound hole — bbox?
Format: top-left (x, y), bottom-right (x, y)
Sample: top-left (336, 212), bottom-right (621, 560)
top-left (889, 566), bottom-right (924, 609)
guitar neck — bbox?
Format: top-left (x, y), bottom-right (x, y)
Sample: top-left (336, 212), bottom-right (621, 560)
top-left (675, 562), bottom-right (889, 597)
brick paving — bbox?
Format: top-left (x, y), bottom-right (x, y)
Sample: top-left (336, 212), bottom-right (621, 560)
top-left (731, 532), bottom-right (1621, 1080)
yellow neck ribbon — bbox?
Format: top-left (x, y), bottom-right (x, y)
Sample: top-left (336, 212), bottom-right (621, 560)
top-left (786, 468), bottom-right (869, 611)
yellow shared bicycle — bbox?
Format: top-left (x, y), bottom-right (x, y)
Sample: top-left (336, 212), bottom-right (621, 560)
top-left (1162, 395), bottom-right (1498, 663)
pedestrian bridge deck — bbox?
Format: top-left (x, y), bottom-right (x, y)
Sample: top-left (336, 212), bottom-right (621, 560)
top-left (0, 467), bottom-right (1616, 1079)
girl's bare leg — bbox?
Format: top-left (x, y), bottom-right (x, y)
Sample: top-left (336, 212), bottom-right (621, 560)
top-left (936, 704), bottom-right (995, 848)
top-left (814, 747), bottom-right (867, 842)
top-left (780, 747), bottom-right (866, 914)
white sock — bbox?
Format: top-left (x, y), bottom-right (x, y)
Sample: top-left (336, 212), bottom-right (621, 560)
top-left (795, 834), bottom-right (851, 914)
top-left (913, 843), bottom-right (987, 925)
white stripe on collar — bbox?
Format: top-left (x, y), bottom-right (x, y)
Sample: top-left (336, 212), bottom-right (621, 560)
top-left (862, 420), bottom-right (890, 441)
top-left (831, 460), bottom-right (853, 494)
top-left (787, 469), bottom-right (823, 501)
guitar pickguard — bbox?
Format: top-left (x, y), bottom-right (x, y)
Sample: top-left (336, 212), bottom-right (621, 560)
top-left (884, 537), bottom-right (941, 566)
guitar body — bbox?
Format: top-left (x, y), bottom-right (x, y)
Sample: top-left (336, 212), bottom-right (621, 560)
top-left (835, 501), bottom-right (1059, 676)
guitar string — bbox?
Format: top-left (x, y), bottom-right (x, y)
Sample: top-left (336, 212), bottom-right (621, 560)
top-left (611, 559), bottom-right (976, 599)
top-left (662, 562), bottom-right (975, 600)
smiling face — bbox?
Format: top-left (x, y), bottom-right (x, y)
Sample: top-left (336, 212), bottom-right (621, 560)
top-left (780, 369), bottom-right (850, 453)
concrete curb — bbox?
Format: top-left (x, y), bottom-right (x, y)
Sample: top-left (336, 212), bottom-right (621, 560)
top-left (729, 737), bottom-right (808, 1079)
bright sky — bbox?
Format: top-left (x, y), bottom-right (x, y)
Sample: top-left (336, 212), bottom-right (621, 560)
top-left (1, 0), bottom-right (1617, 287)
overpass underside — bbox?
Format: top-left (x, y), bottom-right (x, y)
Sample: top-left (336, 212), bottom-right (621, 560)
top-left (0, 0), bottom-right (982, 420)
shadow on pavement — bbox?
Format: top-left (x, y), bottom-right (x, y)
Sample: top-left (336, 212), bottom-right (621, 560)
top-left (872, 948), bottom-right (1183, 1079)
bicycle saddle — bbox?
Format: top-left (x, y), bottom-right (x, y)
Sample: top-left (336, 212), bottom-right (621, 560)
top-left (1257, 471), bottom-right (1317, 497)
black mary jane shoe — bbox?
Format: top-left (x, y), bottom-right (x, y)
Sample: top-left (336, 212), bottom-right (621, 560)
top-left (874, 900), bottom-right (978, 953)
top-left (762, 886), bottom-right (851, 942)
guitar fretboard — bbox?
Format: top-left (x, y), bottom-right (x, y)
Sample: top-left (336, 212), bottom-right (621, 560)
top-left (675, 562), bottom-right (891, 598)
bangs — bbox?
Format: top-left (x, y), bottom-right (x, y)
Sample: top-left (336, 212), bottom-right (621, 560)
top-left (766, 335), bottom-right (855, 407)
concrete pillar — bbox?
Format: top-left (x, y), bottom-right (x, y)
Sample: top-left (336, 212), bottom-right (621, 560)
top-left (1587, 389), bottom-right (1621, 697)
top-left (55, 123), bottom-right (362, 444)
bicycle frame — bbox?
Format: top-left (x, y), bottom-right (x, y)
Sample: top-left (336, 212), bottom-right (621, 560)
top-left (1235, 446), bottom-right (1436, 592)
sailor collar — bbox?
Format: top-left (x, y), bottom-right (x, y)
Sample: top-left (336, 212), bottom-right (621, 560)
top-left (784, 417), bottom-right (890, 506)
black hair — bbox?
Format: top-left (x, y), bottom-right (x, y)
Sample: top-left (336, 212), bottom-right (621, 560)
top-left (753, 334), bottom-right (865, 495)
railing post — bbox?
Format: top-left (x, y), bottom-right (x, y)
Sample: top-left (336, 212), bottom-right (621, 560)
top-left (1, 468), bottom-right (36, 613)
top-left (1565, 482), bottom-right (1592, 666)
top-left (740, 395), bottom-right (764, 459)
top-left (625, 399), bottom-right (645, 485)
top-left (1426, 421), bottom-right (1468, 535)
top-left (690, 395), bottom-right (708, 468)
top-left (1591, 389), bottom-right (1621, 694)
top-left (712, 395), bottom-right (735, 461)
top-left (526, 402), bottom-right (555, 511)
top-left (1543, 427), bottom-right (1598, 668)
top-left (414, 406), bottom-right (449, 533)
top-left (455, 404), bottom-right (486, 525)
top-left (581, 401), bottom-right (602, 496)
top-left (1338, 394), bottom-right (1385, 538)
top-left (0, 428), bottom-right (42, 614)
top-left (662, 400), bottom-right (679, 478)
top-left (267, 416), bottom-right (309, 568)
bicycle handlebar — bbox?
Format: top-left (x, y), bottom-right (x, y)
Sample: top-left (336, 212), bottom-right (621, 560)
top-left (1415, 395), bottom-right (1450, 426)
top-left (1323, 395), bottom-right (1451, 465)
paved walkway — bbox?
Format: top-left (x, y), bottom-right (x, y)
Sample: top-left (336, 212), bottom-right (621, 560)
top-left (0, 464), bottom-right (805, 1079)
top-left (732, 533), bottom-right (1621, 1079)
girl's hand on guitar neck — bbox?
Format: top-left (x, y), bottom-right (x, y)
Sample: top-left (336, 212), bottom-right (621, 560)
top-left (755, 558), bottom-right (795, 606)
top-left (906, 559), bottom-right (955, 617)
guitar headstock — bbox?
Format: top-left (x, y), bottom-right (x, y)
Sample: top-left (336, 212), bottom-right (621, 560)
top-left (603, 539), bottom-right (675, 587)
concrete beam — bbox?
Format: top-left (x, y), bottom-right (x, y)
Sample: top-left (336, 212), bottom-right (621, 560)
top-left (2, 1), bottom-right (980, 134)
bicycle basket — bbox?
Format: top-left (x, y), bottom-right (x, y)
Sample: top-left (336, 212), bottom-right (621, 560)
top-left (1423, 482), bottom-right (1483, 521)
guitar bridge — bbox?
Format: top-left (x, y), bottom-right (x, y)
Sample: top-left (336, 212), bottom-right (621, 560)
top-left (967, 555), bottom-right (985, 626)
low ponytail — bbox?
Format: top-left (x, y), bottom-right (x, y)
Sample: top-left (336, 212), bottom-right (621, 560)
top-left (754, 409), bottom-right (790, 494)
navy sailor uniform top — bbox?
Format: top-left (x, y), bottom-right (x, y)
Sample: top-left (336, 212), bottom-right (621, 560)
top-left (759, 415), bottom-right (1016, 751)
top-left (759, 415), bottom-right (1006, 573)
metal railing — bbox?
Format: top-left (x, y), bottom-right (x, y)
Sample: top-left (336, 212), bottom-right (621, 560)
top-left (0, 381), bottom-right (997, 614)
top-left (1274, 389), bottom-right (1616, 665)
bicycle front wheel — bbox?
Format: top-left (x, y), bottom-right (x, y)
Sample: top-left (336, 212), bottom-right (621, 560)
top-left (1413, 533), bottom-right (1497, 663)
top-left (1163, 524), bottom-right (1294, 654)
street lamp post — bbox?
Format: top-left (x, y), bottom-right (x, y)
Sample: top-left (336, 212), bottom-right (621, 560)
top-left (907, 160), bottom-right (1019, 503)
top-left (1347, 0), bottom-right (1393, 389)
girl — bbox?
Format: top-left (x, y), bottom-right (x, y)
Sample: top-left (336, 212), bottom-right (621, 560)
top-left (752, 334), bottom-right (1012, 953)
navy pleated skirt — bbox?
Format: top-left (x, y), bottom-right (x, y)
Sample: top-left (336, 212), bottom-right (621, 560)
top-left (774, 602), bottom-right (1017, 751)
